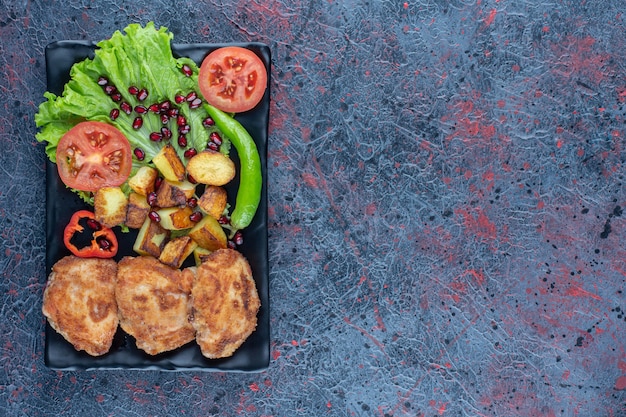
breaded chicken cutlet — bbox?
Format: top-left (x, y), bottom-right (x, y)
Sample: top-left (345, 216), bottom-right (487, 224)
top-left (42, 255), bottom-right (119, 356)
top-left (116, 256), bottom-right (196, 355)
top-left (190, 248), bottom-right (260, 359)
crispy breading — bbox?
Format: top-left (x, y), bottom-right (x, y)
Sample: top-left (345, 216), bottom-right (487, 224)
top-left (115, 256), bottom-right (195, 355)
top-left (190, 249), bottom-right (260, 359)
top-left (42, 255), bottom-right (119, 356)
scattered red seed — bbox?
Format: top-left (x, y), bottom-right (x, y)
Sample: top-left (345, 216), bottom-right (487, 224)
top-left (109, 108), bottom-right (120, 121)
top-left (133, 148), bottom-right (145, 161)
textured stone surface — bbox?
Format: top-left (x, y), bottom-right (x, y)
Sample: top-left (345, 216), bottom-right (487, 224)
top-left (1, 1), bottom-right (625, 416)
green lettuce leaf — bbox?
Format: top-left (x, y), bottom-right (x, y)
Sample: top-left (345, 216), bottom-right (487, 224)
top-left (35, 22), bottom-right (229, 195)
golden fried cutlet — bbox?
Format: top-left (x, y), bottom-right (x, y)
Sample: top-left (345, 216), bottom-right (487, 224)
top-left (42, 255), bottom-right (119, 356)
top-left (190, 248), bottom-right (260, 359)
top-left (116, 256), bottom-right (195, 355)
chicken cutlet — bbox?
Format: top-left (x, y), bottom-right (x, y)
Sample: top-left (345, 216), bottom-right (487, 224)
top-left (116, 256), bottom-right (195, 355)
top-left (42, 255), bottom-right (118, 356)
top-left (191, 248), bottom-right (260, 359)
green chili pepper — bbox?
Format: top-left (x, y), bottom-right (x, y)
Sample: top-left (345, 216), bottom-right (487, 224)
top-left (204, 104), bottom-right (262, 231)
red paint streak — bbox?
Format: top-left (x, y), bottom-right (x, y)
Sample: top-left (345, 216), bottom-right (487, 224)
top-left (615, 376), bottom-right (626, 390)
top-left (343, 316), bottom-right (387, 355)
top-left (458, 207), bottom-right (497, 241)
top-left (249, 382), bottom-right (260, 392)
top-left (301, 172), bottom-right (318, 188)
top-left (484, 9), bottom-right (497, 26)
top-left (565, 286), bottom-right (602, 301)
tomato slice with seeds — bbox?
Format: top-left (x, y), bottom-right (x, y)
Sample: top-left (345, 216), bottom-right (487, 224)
top-left (56, 121), bottom-right (132, 192)
top-left (198, 46), bottom-right (268, 113)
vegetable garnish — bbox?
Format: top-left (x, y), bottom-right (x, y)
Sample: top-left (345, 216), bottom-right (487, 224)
top-left (63, 210), bottom-right (118, 258)
top-left (35, 22), bottom-right (228, 201)
top-left (198, 46), bottom-right (268, 113)
top-left (56, 121), bottom-right (133, 192)
top-left (204, 104), bottom-right (262, 231)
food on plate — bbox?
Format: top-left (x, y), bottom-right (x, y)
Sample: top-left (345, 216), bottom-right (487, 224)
top-left (197, 185), bottom-right (228, 219)
top-left (55, 121), bottom-right (133, 192)
top-left (42, 256), bottom-right (119, 356)
top-left (188, 214), bottom-right (228, 251)
top-left (204, 104), bottom-right (262, 230)
top-left (133, 217), bottom-right (170, 257)
top-left (159, 236), bottom-right (198, 269)
top-left (125, 192), bottom-right (151, 229)
top-left (198, 46), bottom-right (268, 113)
top-left (127, 166), bottom-right (158, 196)
top-left (63, 210), bottom-right (118, 258)
top-left (186, 150), bottom-right (236, 186)
top-left (116, 256), bottom-right (196, 355)
top-left (190, 249), bottom-right (260, 359)
top-left (152, 144), bottom-right (186, 182)
top-left (93, 186), bottom-right (128, 227)
top-left (154, 179), bottom-right (196, 208)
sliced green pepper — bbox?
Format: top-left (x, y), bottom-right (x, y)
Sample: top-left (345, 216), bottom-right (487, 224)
top-left (204, 104), bottom-right (262, 231)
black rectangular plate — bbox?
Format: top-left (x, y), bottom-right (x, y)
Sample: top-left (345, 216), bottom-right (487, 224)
top-left (43, 40), bottom-right (270, 372)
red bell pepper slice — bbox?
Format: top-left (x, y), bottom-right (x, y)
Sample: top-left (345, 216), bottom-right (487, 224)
top-left (63, 210), bottom-right (118, 258)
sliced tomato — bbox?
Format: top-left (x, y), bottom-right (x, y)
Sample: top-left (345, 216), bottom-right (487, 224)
top-left (56, 121), bottom-right (133, 192)
top-left (198, 46), bottom-right (268, 113)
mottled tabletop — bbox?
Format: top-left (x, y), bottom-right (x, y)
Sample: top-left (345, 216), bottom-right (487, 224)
top-left (1, 1), bottom-right (625, 416)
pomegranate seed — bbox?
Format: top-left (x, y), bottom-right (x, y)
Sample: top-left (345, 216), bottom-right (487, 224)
top-left (167, 108), bottom-right (179, 118)
top-left (207, 142), bottom-right (219, 151)
top-left (149, 103), bottom-right (160, 113)
top-left (176, 115), bottom-right (187, 127)
top-left (104, 85), bottom-right (117, 95)
top-left (175, 94), bottom-right (186, 104)
top-left (227, 240), bottom-right (237, 250)
top-left (97, 76), bottom-right (109, 86)
top-left (120, 102), bottom-right (132, 115)
top-left (160, 113), bottom-right (169, 124)
top-left (111, 92), bottom-right (122, 102)
top-left (86, 218), bottom-right (102, 230)
top-left (177, 135), bottom-right (188, 147)
top-left (189, 98), bottom-right (202, 109)
top-left (97, 237), bottom-right (112, 250)
top-left (148, 210), bottom-right (160, 222)
top-left (179, 124), bottom-right (190, 135)
top-left (187, 197), bottom-right (198, 208)
top-left (161, 127), bottom-right (172, 139)
top-left (184, 148), bottom-right (197, 158)
top-left (155, 176), bottom-right (163, 190)
top-left (218, 215), bottom-right (230, 225)
top-left (159, 100), bottom-right (172, 112)
top-left (150, 132), bottom-right (163, 141)
top-left (202, 117), bottom-right (215, 127)
top-left (137, 88), bottom-right (149, 101)
top-left (185, 91), bottom-right (197, 102)
top-left (233, 231), bottom-right (244, 246)
top-left (133, 117), bottom-right (143, 129)
top-left (210, 132), bottom-right (222, 145)
top-left (134, 105), bottom-right (148, 114)
top-left (128, 86), bottom-right (139, 95)
top-left (134, 148), bottom-right (145, 161)
top-left (147, 192), bottom-right (158, 206)
top-left (189, 211), bottom-right (203, 222)
top-left (187, 173), bottom-right (197, 184)
top-left (181, 64), bottom-right (193, 76)
top-left (109, 108), bottom-right (120, 121)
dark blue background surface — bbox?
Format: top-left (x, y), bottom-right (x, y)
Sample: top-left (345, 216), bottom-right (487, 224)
top-left (0, 1), bottom-right (624, 416)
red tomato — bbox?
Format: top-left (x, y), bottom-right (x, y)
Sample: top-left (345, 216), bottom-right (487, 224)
top-left (56, 121), bottom-right (132, 192)
top-left (198, 46), bottom-right (268, 113)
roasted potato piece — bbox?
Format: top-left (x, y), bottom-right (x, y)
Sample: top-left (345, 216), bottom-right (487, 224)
top-left (133, 217), bottom-right (170, 257)
top-left (188, 214), bottom-right (227, 251)
top-left (153, 144), bottom-right (186, 182)
top-left (186, 150), bottom-right (236, 186)
top-left (125, 192), bottom-right (151, 229)
top-left (159, 236), bottom-right (198, 269)
top-left (193, 246), bottom-right (213, 266)
top-left (155, 179), bottom-right (196, 208)
top-left (156, 206), bottom-right (196, 230)
top-left (94, 186), bottom-right (128, 228)
top-left (128, 166), bottom-right (158, 196)
top-left (198, 185), bottom-right (228, 219)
